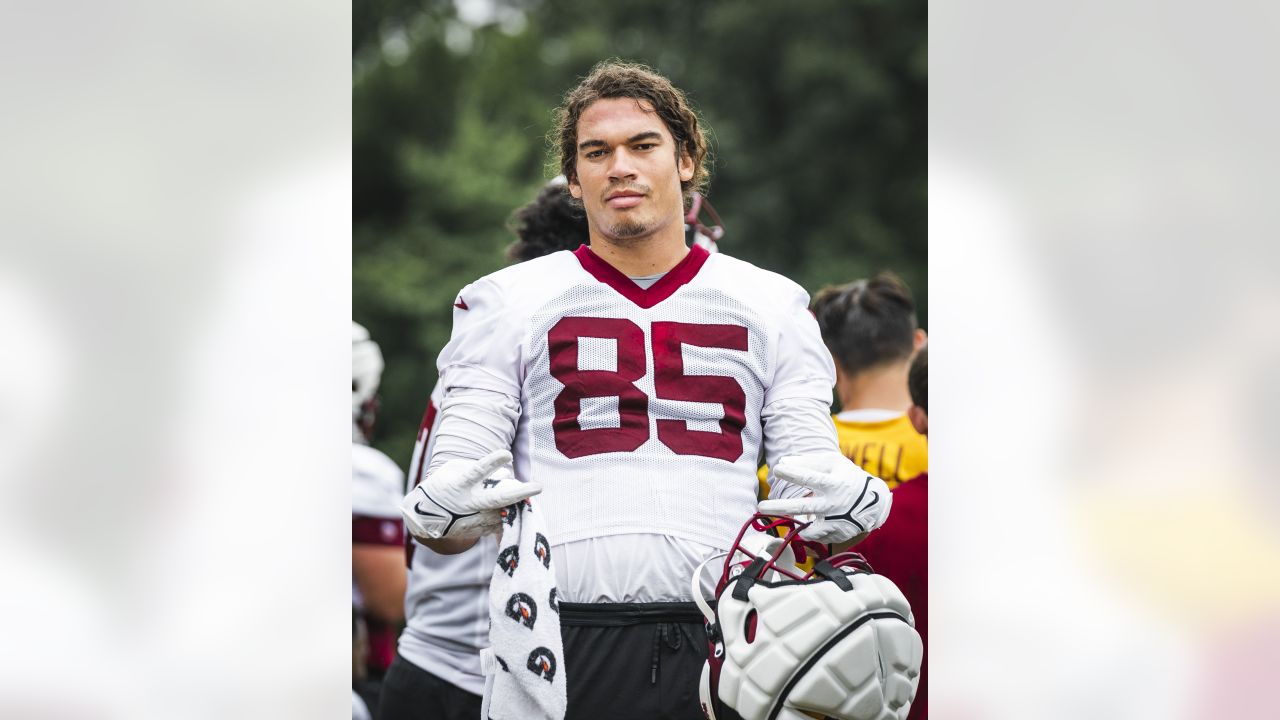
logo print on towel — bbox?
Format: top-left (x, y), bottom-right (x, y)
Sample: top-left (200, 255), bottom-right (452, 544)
top-left (527, 647), bottom-right (557, 683)
top-left (504, 592), bottom-right (538, 629)
top-left (500, 499), bottom-right (532, 526)
top-left (533, 533), bottom-right (551, 568)
top-left (548, 587), bottom-right (559, 615)
top-left (497, 545), bottom-right (519, 576)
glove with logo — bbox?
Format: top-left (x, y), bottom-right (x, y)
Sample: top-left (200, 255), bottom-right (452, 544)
top-left (402, 450), bottom-right (542, 542)
top-left (757, 453), bottom-right (892, 544)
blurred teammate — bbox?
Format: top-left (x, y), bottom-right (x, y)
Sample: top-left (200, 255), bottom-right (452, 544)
top-left (352, 322), bottom-right (408, 715)
top-left (811, 271), bottom-right (928, 488)
top-left (402, 61), bottom-right (889, 720)
top-left (856, 346), bottom-right (927, 719)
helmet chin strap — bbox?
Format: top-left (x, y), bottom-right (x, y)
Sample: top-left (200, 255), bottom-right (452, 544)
top-left (691, 551), bottom-right (727, 627)
top-left (693, 550), bottom-right (729, 720)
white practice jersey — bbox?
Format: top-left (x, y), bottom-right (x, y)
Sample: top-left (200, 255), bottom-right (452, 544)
top-left (352, 441), bottom-right (405, 522)
top-left (399, 383), bottom-right (492, 696)
top-left (431, 245), bottom-right (839, 602)
top-left (352, 440), bottom-right (405, 610)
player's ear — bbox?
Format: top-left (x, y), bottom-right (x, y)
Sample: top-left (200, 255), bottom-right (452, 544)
top-left (913, 328), bottom-right (927, 351)
top-left (907, 405), bottom-right (928, 437)
top-left (567, 172), bottom-right (582, 199)
top-left (677, 148), bottom-right (694, 183)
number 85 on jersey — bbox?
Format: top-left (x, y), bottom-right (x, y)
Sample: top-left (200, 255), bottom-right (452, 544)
top-left (544, 317), bottom-right (758, 463)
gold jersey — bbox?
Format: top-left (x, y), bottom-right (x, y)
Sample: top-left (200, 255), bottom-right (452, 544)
top-left (834, 412), bottom-right (928, 489)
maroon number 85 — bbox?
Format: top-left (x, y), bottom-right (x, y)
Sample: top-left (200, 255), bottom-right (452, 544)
top-left (547, 317), bottom-right (748, 462)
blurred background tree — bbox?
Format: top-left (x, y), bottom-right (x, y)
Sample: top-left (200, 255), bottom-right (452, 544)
top-left (354, 0), bottom-right (926, 466)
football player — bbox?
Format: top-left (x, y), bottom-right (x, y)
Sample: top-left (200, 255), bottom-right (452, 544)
top-left (352, 322), bottom-right (408, 713)
top-left (810, 272), bottom-right (927, 488)
top-left (402, 61), bottom-right (890, 720)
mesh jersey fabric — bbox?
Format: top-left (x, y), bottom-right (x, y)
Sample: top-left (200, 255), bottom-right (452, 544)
top-left (433, 245), bottom-right (838, 600)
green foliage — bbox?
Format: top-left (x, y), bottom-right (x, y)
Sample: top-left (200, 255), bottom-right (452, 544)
top-left (354, 0), bottom-right (926, 468)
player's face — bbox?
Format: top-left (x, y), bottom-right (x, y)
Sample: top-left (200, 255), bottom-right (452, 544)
top-left (568, 97), bottom-right (694, 244)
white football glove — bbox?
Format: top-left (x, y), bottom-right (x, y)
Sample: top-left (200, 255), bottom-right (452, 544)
top-left (401, 450), bottom-right (542, 542)
top-left (757, 453), bottom-right (892, 543)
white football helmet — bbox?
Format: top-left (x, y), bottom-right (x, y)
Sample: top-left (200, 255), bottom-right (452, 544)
top-left (352, 322), bottom-right (384, 438)
top-left (693, 514), bottom-right (922, 720)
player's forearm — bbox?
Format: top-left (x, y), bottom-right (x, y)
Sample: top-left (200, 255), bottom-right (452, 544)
top-left (419, 536), bottom-right (481, 555)
top-left (424, 387), bottom-right (521, 477)
top-left (832, 532), bottom-right (870, 553)
top-left (761, 397), bottom-right (841, 499)
top-left (402, 389), bottom-right (522, 549)
top-left (352, 545), bottom-right (407, 622)
top-left (424, 536), bottom-right (482, 555)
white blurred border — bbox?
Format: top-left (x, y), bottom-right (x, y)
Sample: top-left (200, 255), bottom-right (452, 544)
top-left (0, 2), bottom-right (350, 717)
top-left (8, 0), bottom-right (1280, 716)
top-left (932, 1), bottom-right (1280, 716)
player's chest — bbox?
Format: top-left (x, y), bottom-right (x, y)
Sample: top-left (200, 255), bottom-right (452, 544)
top-left (520, 287), bottom-right (772, 387)
top-left (515, 287), bottom-right (772, 461)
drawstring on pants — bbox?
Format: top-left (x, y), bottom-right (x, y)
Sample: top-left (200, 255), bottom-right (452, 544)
top-left (650, 622), bottom-right (696, 684)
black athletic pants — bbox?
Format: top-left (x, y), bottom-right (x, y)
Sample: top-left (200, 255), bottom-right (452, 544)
top-left (377, 652), bottom-right (482, 720)
top-left (378, 607), bottom-right (743, 720)
top-left (560, 602), bottom-right (742, 720)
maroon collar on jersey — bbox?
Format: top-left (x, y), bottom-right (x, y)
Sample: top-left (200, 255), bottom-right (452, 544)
top-left (572, 243), bottom-right (710, 309)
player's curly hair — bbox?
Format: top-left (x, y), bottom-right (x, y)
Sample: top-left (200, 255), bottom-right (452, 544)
top-left (552, 60), bottom-right (710, 206)
top-left (505, 180), bottom-right (589, 263)
top-left (812, 271), bottom-right (919, 376)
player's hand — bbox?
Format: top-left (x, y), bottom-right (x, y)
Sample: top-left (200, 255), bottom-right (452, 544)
top-left (401, 450), bottom-right (542, 542)
top-left (757, 453), bottom-right (891, 543)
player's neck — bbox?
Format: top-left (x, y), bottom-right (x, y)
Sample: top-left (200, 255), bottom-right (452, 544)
top-left (836, 362), bottom-right (913, 414)
top-left (588, 226), bottom-right (689, 278)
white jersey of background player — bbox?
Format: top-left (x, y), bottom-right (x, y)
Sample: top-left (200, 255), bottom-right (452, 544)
top-left (351, 322), bottom-right (406, 679)
top-left (352, 321), bottom-right (406, 581)
top-left (416, 242), bottom-right (885, 602)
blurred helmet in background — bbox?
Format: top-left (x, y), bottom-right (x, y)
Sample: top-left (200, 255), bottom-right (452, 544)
top-left (352, 322), bottom-right (384, 440)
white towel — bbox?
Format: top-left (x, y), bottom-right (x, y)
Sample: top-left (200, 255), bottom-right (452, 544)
top-left (480, 497), bottom-right (566, 720)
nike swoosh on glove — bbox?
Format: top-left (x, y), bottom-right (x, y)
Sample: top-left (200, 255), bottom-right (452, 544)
top-left (402, 450), bottom-right (542, 542)
top-left (757, 453), bottom-right (892, 543)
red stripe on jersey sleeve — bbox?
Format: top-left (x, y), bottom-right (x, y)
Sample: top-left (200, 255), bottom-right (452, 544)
top-left (404, 398), bottom-right (438, 567)
top-left (353, 516), bottom-right (404, 546)
top-left (411, 399), bottom-right (438, 491)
